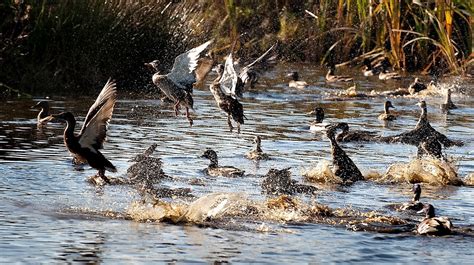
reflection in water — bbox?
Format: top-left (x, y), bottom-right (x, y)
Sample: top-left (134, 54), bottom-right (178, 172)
top-left (0, 66), bottom-right (473, 263)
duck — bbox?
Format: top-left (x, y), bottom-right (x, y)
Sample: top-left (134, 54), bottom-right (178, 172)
top-left (335, 123), bottom-right (379, 142)
top-left (378, 62), bottom-right (401, 80)
top-left (326, 63), bottom-right (353, 82)
top-left (408, 77), bottom-right (427, 94)
top-left (31, 100), bottom-right (53, 126)
top-left (378, 100), bottom-right (396, 121)
top-left (288, 71), bottom-right (308, 88)
top-left (50, 79), bottom-right (117, 184)
top-left (308, 107), bottom-right (328, 132)
top-left (400, 183), bottom-right (424, 211)
top-left (201, 149), bottom-right (244, 177)
top-left (326, 123), bottom-right (364, 183)
top-left (209, 55), bottom-right (246, 133)
top-left (440, 89), bottom-right (457, 112)
top-left (245, 135), bottom-right (270, 160)
top-left (362, 58), bottom-right (382, 77)
top-left (235, 44), bottom-right (276, 95)
top-left (127, 144), bottom-right (169, 184)
top-left (261, 168), bottom-right (318, 195)
top-left (378, 101), bottom-right (463, 147)
top-left (145, 40), bottom-right (212, 126)
top-left (417, 204), bottom-right (453, 235)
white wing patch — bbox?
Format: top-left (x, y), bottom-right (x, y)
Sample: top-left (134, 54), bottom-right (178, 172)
top-left (219, 53), bottom-right (238, 96)
top-left (167, 40), bottom-right (213, 89)
top-left (78, 79), bottom-right (117, 150)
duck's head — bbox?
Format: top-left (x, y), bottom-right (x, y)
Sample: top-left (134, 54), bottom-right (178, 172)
top-left (446, 89), bottom-right (452, 96)
top-left (253, 135), bottom-right (262, 145)
top-left (287, 71), bottom-right (299, 81)
top-left (326, 122), bottom-right (349, 139)
top-left (385, 100), bottom-right (395, 109)
top-left (309, 107), bottom-right (325, 123)
top-left (31, 101), bottom-right (49, 110)
top-left (201, 149), bottom-right (217, 160)
top-left (417, 203), bottom-right (435, 218)
top-left (51, 112), bottom-right (75, 123)
top-left (417, 100), bottom-right (427, 109)
top-left (412, 183), bottom-right (421, 201)
top-left (145, 60), bottom-right (160, 72)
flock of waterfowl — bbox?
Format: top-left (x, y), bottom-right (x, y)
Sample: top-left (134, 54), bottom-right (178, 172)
top-left (30, 40), bottom-right (468, 236)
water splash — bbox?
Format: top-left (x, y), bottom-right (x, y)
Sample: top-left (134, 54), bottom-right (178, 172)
top-left (301, 160), bottom-right (343, 184)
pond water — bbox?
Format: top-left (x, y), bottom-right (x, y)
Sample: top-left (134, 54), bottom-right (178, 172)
top-left (1, 64), bottom-right (473, 263)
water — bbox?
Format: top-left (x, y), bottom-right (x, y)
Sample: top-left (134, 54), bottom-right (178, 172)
top-left (1, 65), bottom-right (473, 263)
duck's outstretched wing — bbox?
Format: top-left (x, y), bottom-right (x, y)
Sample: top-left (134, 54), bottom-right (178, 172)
top-left (167, 40), bottom-right (213, 89)
top-left (78, 79), bottom-right (117, 150)
top-left (218, 53), bottom-right (239, 96)
top-left (239, 44), bottom-right (277, 85)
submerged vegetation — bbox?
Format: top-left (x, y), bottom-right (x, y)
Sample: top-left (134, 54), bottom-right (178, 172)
top-left (0, 0), bottom-right (472, 96)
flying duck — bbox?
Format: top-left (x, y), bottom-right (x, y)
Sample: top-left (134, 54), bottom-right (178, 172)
top-left (245, 135), bottom-right (270, 160)
top-left (51, 79), bottom-right (117, 184)
top-left (201, 149), bottom-right (244, 177)
top-left (209, 55), bottom-right (245, 133)
top-left (378, 100), bottom-right (396, 121)
top-left (400, 183), bottom-right (424, 211)
top-left (288, 71), bottom-right (308, 88)
top-left (440, 89), bottom-right (457, 112)
top-left (417, 204), bottom-right (453, 235)
top-left (145, 40), bottom-right (213, 126)
top-left (31, 100), bottom-right (53, 126)
top-left (326, 63), bottom-right (353, 82)
top-left (326, 123), bottom-right (364, 183)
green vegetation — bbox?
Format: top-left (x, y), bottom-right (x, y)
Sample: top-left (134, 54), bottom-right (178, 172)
top-left (0, 0), bottom-right (472, 96)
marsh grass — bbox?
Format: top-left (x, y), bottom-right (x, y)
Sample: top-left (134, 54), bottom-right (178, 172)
top-left (0, 0), bottom-right (471, 96)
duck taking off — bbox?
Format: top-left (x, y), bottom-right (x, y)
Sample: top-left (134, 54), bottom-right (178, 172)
top-left (146, 40), bottom-right (213, 126)
top-left (326, 123), bottom-right (364, 183)
top-left (51, 79), bottom-right (117, 184)
top-left (209, 54), bottom-right (245, 133)
top-left (378, 101), bottom-right (396, 121)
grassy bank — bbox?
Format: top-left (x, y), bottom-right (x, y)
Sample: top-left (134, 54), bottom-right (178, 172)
top-left (0, 0), bottom-right (472, 97)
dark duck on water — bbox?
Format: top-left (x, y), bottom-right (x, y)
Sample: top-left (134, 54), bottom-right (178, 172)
top-left (400, 183), bottom-right (424, 211)
top-left (326, 123), bottom-right (364, 183)
top-left (201, 149), bottom-right (244, 178)
top-left (335, 123), bottom-right (379, 143)
top-left (440, 89), bottom-right (457, 112)
top-left (325, 63), bottom-right (353, 83)
top-left (378, 101), bottom-right (463, 147)
top-left (378, 100), bottom-right (396, 121)
top-left (245, 135), bottom-right (270, 161)
top-left (209, 54), bottom-right (246, 133)
top-left (31, 100), bottom-right (52, 126)
top-left (417, 204), bottom-right (453, 236)
top-left (51, 79), bottom-right (117, 184)
top-left (145, 40), bottom-right (212, 126)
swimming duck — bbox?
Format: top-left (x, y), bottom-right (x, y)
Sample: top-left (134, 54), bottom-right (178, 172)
top-left (440, 89), bottom-right (457, 112)
top-left (378, 63), bottom-right (401, 80)
top-left (362, 58), bottom-right (382, 77)
top-left (335, 123), bottom-right (379, 142)
top-left (400, 183), bottom-right (424, 211)
top-left (326, 123), bottom-right (364, 183)
top-left (408, 77), bottom-right (427, 94)
top-left (245, 135), bottom-right (270, 160)
top-left (201, 149), bottom-right (244, 177)
top-left (261, 168), bottom-right (318, 195)
top-left (31, 101), bottom-right (53, 126)
top-left (326, 63), bottom-right (353, 82)
top-left (308, 107), bottom-right (328, 132)
top-left (209, 55), bottom-right (246, 133)
top-left (378, 101), bottom-right (463, 147)
top-left (145, 40), bottom-right (212, 126)
top-left (378, 100), bottom-right (396, 121)
top-left (51, 79), bottom-right (117, 184)
top-left (288, 71), bottom-right (308, 88)
top-left (417, 204), bottom-right (452, 235)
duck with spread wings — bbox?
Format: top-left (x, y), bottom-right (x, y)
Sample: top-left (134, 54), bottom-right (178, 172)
top-left (51, 79), bottom-right (117, 184)
top-left (209, 54), bottom-right (246, 133)
top-left (145, 40), bottom-right (213, 126)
